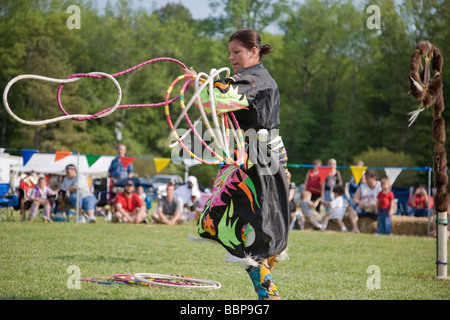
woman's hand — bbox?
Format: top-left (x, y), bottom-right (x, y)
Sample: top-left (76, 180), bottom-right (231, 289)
top-left (183, 67), bottom-right (197, 77)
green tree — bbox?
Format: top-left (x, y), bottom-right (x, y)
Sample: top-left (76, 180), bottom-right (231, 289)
top-left (353, 147), bottom-right (421, 186)
top-left (207, 0), bottom-right (288, 34)
top-left (277, 0), bottom-right (368, 164)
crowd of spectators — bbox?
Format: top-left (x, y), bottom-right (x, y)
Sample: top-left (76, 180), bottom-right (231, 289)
top-left (4, 150), bottom-right (443, 237)
top-left (290, 159), bottom-right (439, 236)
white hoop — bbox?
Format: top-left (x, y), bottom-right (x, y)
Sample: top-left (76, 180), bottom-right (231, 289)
top-left (134, 273), bottom-right (221, 289)
top-left (3, 72), bottom-right (122, 125)
top-left (167, 67), bottom-right (245, 165)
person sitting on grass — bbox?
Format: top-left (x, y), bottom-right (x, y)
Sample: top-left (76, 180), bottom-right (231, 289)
top-left (112, 180), bottom-right (148, 224)
top-left (321, 185), bottom-right (348, 232)
top-left (299, 190), bottom-right (323, 230)
top-left (152, 184), bottom-right (185, 225)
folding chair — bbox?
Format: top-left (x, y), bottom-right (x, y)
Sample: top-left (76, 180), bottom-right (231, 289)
top-left (93, 178), bottom-right (115, 218)
top-left (0, 183), bottom-right (18, 221)
top-left (392, 187), bottom-right (410, 215)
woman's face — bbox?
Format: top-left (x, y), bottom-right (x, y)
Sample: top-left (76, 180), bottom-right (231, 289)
top-left (228, 40), bottom-right (259, 73)
top-left (38, 179), bottom-right (46, 188)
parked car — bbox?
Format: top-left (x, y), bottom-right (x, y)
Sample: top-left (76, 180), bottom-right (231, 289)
top-left (149, 174), bottom-right (184, 196)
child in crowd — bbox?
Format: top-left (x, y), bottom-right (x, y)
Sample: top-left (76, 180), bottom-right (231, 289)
top-left (299, 190), bottom-right (323, 230)
top-left (322, 185), bottom-right (348, 232)
top-left (376, 178), bottom-right (396, 235)
top-left (137, 185), bottom-right (152, 210)
top-left (28, 177), bottom-right (55, 222)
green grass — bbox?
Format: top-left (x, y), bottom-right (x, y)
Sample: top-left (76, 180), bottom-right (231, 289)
top-left (0, 211), bottom-right (448, 300)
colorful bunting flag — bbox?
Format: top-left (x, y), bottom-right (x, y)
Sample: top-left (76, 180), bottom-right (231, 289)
top-left (384, 167), bottom-right (403, 186)
top-left (120, 156), bottom-right (135, 169)
top-left (22, 149), bottom-right (38, 166)
top-left (154, 158), bottom-right (171, 172)
top-left (317, 166), bottom-right (333, 183)
top-left (86, 154), bottom-right (102, 167)
top-left (54, 151), bottom-right (73, 162)
top-left (350, 165), bottom-right (367, 184)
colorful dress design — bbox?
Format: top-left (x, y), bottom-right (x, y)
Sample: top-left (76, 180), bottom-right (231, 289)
top-left (197, 64), bottom-right (290, 262)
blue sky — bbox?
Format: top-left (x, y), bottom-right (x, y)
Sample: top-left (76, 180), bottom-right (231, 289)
top-left (95, 0), bottom-right (282, 33)
top-left (95, 0), bottom-right (218, 19)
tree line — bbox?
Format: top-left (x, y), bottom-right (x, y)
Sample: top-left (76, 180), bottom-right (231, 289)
top-left (1, 0), bottom-right (449, 187)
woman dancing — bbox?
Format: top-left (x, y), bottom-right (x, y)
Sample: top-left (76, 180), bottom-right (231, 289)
top-left (184, 29), bottom-right (290, 300)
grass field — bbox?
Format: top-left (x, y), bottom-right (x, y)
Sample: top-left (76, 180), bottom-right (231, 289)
top-left (1, 210), bottom-right (448, 301)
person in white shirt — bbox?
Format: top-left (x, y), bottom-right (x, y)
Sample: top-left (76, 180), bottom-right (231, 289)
top-left (322, 185), bottom-right (348, 232)
top-left (352, 169), bottom-right (381, 219)
top-left (174, 176), bottom-right (201, 212)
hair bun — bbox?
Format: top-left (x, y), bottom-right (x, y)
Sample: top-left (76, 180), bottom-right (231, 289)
top-left (259, 44), bottom-right (272, 59)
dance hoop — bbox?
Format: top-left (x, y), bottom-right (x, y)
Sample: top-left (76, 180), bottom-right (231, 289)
top-left (3, 56), bottom-right (246, 166)
top-left (79, 276), bottom-right (127, 285)
top-left (134, 273), bottom-right (221, 289)
top-left (2, 57), bottom-right (185, 125)
top-left (79, 273), bottom-right (221, 289)
top-left (164, 68), bottom-right (245, 166)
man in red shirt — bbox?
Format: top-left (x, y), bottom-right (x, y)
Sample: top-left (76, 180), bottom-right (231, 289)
top-left (112, 180), bottom-right (148, 223)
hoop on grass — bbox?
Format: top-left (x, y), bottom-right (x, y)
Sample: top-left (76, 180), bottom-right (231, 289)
top-left (79, 276), bottom-right (127, 285)
top-left (133, 273), bottom-right (221, 289)
top-left (113, 274), bottom-right (150, 286)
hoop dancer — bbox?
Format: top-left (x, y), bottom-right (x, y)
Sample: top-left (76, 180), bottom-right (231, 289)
top-left (184, 29), bottom-right (290, 300)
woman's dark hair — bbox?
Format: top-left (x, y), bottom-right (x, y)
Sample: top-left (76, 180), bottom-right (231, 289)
top-left (364, 169), bottom-right (378, 179)
top-left (229, 29), bottom-right (272, 60)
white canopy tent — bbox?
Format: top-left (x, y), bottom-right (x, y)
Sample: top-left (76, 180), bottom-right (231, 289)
top-left (0, 153), bottom-right (22, 183)
top-left (10, 152), bottom-right (115, 224)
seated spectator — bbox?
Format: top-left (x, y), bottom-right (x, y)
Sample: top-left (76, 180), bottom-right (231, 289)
top-left (407, 184), bottom-right (433, 217)
top-left (345, 160), bottom-right (366, 208)
top-left (299, 190), bottom-right (323, 230)
top-left (286, 170), bottom-right (297, 218)
top-left (152, 184), bottom-right (184, 225)
top-left (112, 180), bottom-right (148, 223)
top-left (137, 185), bottom-right (152, 210)
top-left (322, 185), bottom-right (348, 232)
top-left (28, 177), bottom-right (55, 222)
top-left (321, 158), bottom-right (343, 214)
top-left (18, 171), bottom-right (38, 215)
top-left (351, 169), bottom-right (381, 220)
top-left (174, 176), bottom-right (201, 212)
top-left (60, 164), bottom-right (97, 223)
top-left (53, 189), bottom-right (68, 215)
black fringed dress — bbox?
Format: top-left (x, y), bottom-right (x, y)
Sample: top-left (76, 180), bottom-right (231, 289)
top-left (197, 63), bottom-right (290, 261)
